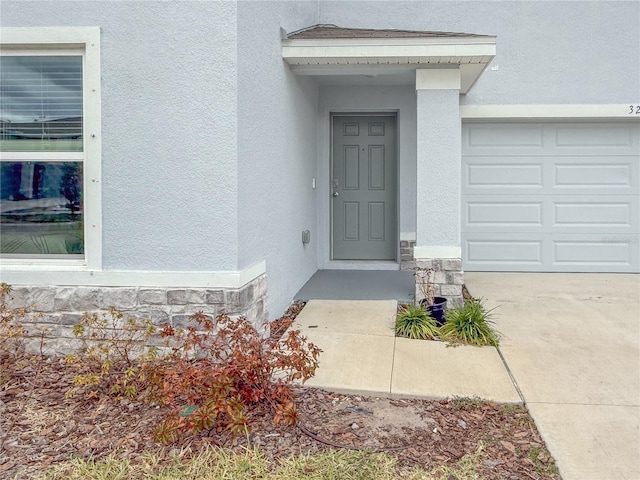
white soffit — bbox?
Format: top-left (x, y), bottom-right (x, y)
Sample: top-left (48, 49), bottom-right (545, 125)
top-left (282, 34), bottom-right (496, 94)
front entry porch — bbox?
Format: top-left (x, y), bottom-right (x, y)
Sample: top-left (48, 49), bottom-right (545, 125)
top-left (294, 269), bottom-right (414, 303)
top-left (283, 25), bottom-right (497, 306)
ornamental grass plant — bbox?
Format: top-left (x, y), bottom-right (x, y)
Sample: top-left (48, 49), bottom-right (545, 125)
top-left (440, 298), bottom-right (500, 347)
top-left (395, 303), bottom-right (439, 340)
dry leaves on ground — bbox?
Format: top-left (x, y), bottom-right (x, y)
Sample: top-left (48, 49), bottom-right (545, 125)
top-left (1, 357), bottom-right (559, 480)
top-left (1, 300), bottom-right (559, 479)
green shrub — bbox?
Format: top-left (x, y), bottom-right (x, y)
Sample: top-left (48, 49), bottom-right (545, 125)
top-left (440, 299), bottom-right (499, 346)
top-left (65, 308), bottom-right (159, 399)
top-left (395, 304), bottom-right (439, 340)
top-left (0, 283), bottom-right (37, 384)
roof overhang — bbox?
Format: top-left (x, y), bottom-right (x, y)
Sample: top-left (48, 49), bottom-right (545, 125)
top-left (282, 35), bottom-right (496, 94)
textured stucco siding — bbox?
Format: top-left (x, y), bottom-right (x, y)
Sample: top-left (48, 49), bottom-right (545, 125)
top-left (416, 89), bottom-right (461, 249)
top-left (318, 0), bottom-right (640, 105)
top-left (237, 1), bottom-right (319, 318)
top-left (1, 1), bottom-right (240, 271)
top-left (4, 0), bottom-right (639, 321)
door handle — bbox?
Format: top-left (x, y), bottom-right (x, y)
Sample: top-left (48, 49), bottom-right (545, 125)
top-left (332, 192), bottom-right (339, 197)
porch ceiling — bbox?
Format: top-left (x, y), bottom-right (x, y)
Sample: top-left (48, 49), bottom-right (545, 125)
top-left (282, 25), bottom-right (496, 93)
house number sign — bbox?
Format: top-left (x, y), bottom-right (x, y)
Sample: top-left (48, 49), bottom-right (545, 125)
top-left (629, 105), bottom-right (640, 115)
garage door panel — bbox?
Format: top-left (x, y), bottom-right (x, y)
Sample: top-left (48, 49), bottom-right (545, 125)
top-left (465, 200), bottom-right (542, 227)
top-left (465, 124), bottom-right (544, 151)
top-left (464, 123), bottom-right (639, 154)
top-left (464, 233), bottom-right (639, 272)
top-left (465, 237), bottom-right (543, 267)
top-left (553, 124), bottom-right (639, 155)
top-left (464, 159), bottom-right (544, 191)
top-left (554, 160), bottom-right (636, 191)
top-left (462, 122), bottom-right (640, 273)
top-left (463, 195), bottom-right (544, 229)
top-left (553, 238), bottom-right (638, 268)
top-left (553, 198), bottom-right (636, 229)
top-left (464, 156), bottom-right (637, 194)
top-left (464, 194), bottom-right (637, 234)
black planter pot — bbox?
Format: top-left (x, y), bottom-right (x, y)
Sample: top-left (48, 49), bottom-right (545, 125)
top-left (421, 296), bottom-right (448, 326)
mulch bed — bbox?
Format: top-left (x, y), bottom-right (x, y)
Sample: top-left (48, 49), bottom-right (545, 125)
top-left (0, 301), bottom-right (560, 480)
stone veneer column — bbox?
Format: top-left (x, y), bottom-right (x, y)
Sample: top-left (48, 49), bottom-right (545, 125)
top-left (414, 69), bottom-right (464, 305)
top-left (400, 239), bottom-right (416, 270)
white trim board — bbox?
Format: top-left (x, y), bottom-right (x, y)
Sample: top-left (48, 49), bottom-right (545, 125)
top-left (0, 261), bottom-right (267, 289)
top-left (413, 246), bottom-right (462, 259)
top-left (1, 27), bottom-right (103, 270)
top-left (416, 69), bottom-right (461, 90)
top-left (282, 37), bottom-right (496, 58)
top-left (0, 27), bottom-right (100, 45)
top-left (283, 35), bottom-right (495, 95)
top-left (460, 104), bottom-right (640, 120)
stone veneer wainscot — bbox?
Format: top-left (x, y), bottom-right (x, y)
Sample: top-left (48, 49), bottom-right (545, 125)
top-left (6, 274), bottom-right (268, 355)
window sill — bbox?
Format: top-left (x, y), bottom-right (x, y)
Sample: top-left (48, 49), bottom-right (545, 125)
top-left (0, 258), bottom-right (87, 270)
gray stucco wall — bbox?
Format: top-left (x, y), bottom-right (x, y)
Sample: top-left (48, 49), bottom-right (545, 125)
top-left (1, 1), bottom-right (240, 271)
top-left (318, 0), bottom-right (640, 104)
top-left (4, 0), bottom-right (638, 321)
top-left (416, 89), bottom-right (461, 248)
top-left (237, 1), bottom-right (320, 318)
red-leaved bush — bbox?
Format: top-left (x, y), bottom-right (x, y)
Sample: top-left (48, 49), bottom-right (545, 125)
top-left (145, 312), bottom-right (321, 443)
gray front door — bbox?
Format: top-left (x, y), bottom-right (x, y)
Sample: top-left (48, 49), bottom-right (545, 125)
top-left (332, 115), bottom-right (397, 260)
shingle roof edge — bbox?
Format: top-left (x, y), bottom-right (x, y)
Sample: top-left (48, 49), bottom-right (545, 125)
top-left (286, 24), bottom-right (494, 40)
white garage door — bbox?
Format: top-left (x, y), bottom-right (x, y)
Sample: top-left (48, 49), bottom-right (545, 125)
top-left (462, 122), bottom-right (640, 272)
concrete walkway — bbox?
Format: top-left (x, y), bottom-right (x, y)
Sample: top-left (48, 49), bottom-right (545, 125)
top-left (290, 273), bottom-right (640, 479)
top-left (291, 299), bottom-right (520, 403)
top-left (466, 273), bottom-right (640, 480)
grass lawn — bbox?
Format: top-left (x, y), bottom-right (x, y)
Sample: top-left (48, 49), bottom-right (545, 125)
top-left (42, 444), bottom-right (488, 480)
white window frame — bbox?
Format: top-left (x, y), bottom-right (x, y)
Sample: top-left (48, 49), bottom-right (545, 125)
top-left (0, 27), bottom-right (101, 270)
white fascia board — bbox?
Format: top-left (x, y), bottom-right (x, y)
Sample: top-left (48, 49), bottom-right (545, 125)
top-left (282, 38), bottom-right (496, 64)
top-left (459, 63), bottom-right (491, 94)
top-left (283, 36), bottom-right (496, 48)
top-left (460, 104), bottom-right (640, 119)
top-left (283, 37), bottom-right (495, 94)
top-left (0, 260), bottom-right (267, 289)
top-left (283, 44), bottom-right (496, 63)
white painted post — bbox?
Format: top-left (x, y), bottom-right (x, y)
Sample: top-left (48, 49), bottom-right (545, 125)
top-left (414, 69), bottom-right (464, 304)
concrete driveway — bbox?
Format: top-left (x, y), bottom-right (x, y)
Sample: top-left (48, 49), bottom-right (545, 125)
top-left (465, 273), bottom-right (640, 480)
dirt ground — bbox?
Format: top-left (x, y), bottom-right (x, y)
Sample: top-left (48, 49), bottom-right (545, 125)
top-left (0, 358), bottom-right (560, 480)
top-left (0, 302), bottom-right (560, 480)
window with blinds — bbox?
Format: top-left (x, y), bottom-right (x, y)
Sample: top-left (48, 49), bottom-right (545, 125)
top-left (0, 55), bottom-right (84, 257)
top-left (0, 56), bottom-right (83, 152)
